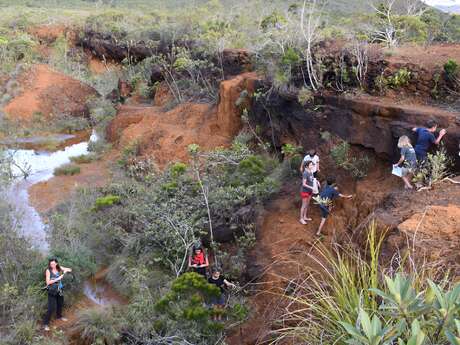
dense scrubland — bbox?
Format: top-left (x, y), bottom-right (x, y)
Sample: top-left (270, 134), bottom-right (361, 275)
top-left (1, 0), bottom-right (460, 344)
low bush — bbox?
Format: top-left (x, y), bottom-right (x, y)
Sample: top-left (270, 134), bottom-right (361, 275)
top-left (94, 195), bottom-right (121, 210)
top-left (444, 59), bottom-right (459, 80)
top-left (70, 153), bottom-right (97, 164)
top-left (387, 68), bottom-right (411, 89)
top-left (413, 147), bottom-right (451, 186)
top-left (53, 163), bottom-right (81, 176)
top-left (331, 141), bottom-right (370, 179)
top-left (73, 307), bottom-right (123, 345)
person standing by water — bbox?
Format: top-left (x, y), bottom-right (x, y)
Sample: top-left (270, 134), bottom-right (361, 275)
top-left (394, 135), bottom-right (417, 190)
top-left (315, 177), bottom-right (353, 236)
top-left (44, 258), bottom-right (72, 331)
top-left (299, 160), bottom-right (315, 225)
top-left (188, 245), bottom-right (209, 277)
top-left (412, 120), bottom-right (447, 162)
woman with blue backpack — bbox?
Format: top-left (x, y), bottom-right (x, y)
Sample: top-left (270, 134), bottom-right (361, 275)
top-left (43, 258), bottom-right (72, 331)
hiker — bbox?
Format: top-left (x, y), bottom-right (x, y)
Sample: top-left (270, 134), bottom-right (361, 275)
top-left (412, 120), bottom-right (447, 162)
top-left (300, 149), bottom-right (320, 178)
top-left (188, 245), bottom-right (209, 277)
top-left (208, 267), bottom-right (236, 321)
top-left (315, 177), bottom-right (353, 236)
top-left (299, 160), bottom-right (315, 224)
top-left (395, 135), bottom-right (417, 190)
top-left (43, 258), bottom-right (72, 331)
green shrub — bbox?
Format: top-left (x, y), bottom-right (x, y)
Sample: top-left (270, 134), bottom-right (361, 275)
top-left (73, 307), bottom-right (122, 345)
top-left (70, 154), bottom-right (97, 164)
top-left (297, 87), bottom-right (314, 106)
top-left (413, 147), bottom-right (451, 186)
top-left (331, 141), bottom-right (370, 179)
top-left (281, 143), bottom-right (301, 157)
top-left (444, 59), bottom-right (459, 80)
top-left (281, 47), bottom-right (301, 67)
top-left (94, 195), bottom-right (121, 210)
top-left (169, 162), bottom-right (187, 177)
top-left (53, 163), bottom-right (81, 176)
top-left (387, 68), bottom-right (411, 89)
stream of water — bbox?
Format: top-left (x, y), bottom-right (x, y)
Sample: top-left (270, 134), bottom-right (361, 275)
top-left (6, 131), bottom-right (98, 252)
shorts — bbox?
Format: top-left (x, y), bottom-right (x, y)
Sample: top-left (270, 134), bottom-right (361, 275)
top-left (300, 191), bottom-right (312, 199)
top-left (210, 293), bottom-right (225, 306)
top-left (319, 205), bottom-right (330, 218)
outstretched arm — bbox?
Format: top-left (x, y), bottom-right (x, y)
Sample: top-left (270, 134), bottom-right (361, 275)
top-left (60, 266), bottom-right (72, 273)
top-left (434, 129), bottom-right (447, 145)
top-left (339, 193), bottom-right (353, 199)
top-left (224, 279), bottom-right (236, 289)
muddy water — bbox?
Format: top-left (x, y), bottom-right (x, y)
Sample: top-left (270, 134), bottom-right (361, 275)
top-left (6, 131), bottom-right (98, 251)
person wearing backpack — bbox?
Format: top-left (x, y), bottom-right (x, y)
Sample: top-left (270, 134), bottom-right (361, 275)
top-left (43, 258), bottom-right (72, 331)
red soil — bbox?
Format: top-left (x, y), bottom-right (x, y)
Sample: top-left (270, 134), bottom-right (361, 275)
top-left (107, 73), bottom-right (259, 168)
top-left (398, 204), bottom-right (460, 264)
top-left (28, 24), bottom-right (68, 44)
top-left (29, 153), bottom-right (113, 213)
top-left (3, 64), bottom-right (97, 122)
top-left (385, 43), bottom-right (460, 70)
top-left (88, 56), bottom-right (120, 75)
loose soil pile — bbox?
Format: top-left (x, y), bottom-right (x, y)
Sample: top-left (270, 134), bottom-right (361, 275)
top-left (3, 64), bottom-right (97, 122)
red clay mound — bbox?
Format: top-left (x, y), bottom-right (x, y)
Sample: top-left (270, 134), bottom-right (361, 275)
top-left (398, 204), bottom-right (460, 266)
top-left (28, 24), bottom-right (67, 44)
top-left (107, 73), bottom-right (259, 168)
top-left (4, 64), bottom-right (97, 122)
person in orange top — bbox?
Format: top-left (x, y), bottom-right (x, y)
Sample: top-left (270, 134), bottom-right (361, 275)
top-left (188, 246), bottom-right (209, 277)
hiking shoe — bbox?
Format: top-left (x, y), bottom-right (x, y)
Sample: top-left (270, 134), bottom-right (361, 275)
top-left (58, 318), bottom-right (68, 322)
top-left (44, 326), bottom-right (50, 331)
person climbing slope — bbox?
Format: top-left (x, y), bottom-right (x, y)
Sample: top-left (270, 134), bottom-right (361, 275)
top-left (394, 135), bottom-right (417, 190)
top-left (299, 160), bottom-right (315, 224)
top-left (188, 245), bottom-right (209, 277)
top-left (315, 176), bottom-right (353, 236)
top-left (207, 267), bottom-right (236, 321)
top-left (43, 258), bottom-right (72, 331)
top-left (412, 120), bottom-right (446, 162)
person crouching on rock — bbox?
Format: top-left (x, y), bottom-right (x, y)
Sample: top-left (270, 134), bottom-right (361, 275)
top-left (44, 258), bottom-right (72, 331)
top-left (315, 176), bottom-right (353, 236)
top-left (412, 119), bottom-right (447, 163)
top-left (188, 245), bottom-right (209, 277)
top-left (300, 160), bottom-right (315, 225)
top-left (395, 135), bottom-right (417, 190)
top-left (208, 267), bottom-right (236, 321)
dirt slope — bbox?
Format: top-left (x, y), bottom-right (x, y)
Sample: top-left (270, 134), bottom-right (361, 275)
top-left (29, 154), bottom-right (113, 213)
top-left (3, 64), bottom-right (97, 122)
top-left (107, 73), bottom-right (259, 168)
